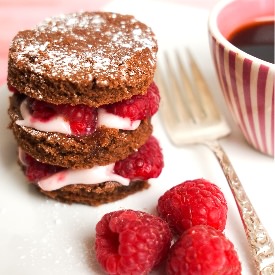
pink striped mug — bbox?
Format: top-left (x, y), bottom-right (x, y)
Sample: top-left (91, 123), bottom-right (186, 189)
top-left (208, 0), bottom-right (274, 157)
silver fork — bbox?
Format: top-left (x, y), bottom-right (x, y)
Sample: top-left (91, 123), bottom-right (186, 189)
top-left (155, 49), bottom-right (274, 275)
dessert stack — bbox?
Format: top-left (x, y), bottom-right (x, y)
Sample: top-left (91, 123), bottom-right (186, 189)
top-left (7, 11), bottom-right (164, 206)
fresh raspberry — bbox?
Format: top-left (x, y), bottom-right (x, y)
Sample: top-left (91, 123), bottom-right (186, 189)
top-left (114, 136), bottom-right (164, 180)
top-left (60, 104), bottom-right (97, 135)
top-left (166, 225), bottom-right (241, 275)
top-left (27, 98), bottom-right (98, 135)
top-left (29, 98), bottom-right (57, 121)
top-left (157, 178), bottom-right (228, 235)
top-left (95, 209), bottom-right (172, 275)
top-left (104, 82), bottom-right (160, 121)
top-left (23, 153), bottom-right (64, 182)
top-left (8, 85), bottom-right (19, 93)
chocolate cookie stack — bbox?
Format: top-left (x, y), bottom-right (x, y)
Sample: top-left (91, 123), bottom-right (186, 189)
top-left (7, 11), bottom-right (163, 206)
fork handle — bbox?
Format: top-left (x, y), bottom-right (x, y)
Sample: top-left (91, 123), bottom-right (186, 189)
top-left (203, 140), bottom-right (274, 275)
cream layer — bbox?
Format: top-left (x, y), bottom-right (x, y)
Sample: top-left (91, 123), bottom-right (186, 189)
top-left (16, 98), bottom-right (141, 134)
top-left (18, 148), bottom-right (130, 191)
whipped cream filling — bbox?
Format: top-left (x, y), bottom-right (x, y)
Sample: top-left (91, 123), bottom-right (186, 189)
top-left (18, 148), bottom-right (130, 191)
top-left (16, 98), bottom-right (141, 134)
top-left (97, 108), bottom-right (140, 130)
top-left (38, 164), bottom-right (130, 191)
top-left (17, 99), bottom-right (72, 134)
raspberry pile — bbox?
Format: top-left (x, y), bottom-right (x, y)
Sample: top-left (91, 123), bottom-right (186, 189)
top-left (23, 136), bottom-right (163, 182)
top-left (94, 179), bottom-right (242, 275)
top-left (24, 81), bottom-right (160, 136)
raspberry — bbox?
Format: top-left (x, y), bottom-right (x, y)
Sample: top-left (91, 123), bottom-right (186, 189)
top-left (166, 225), bottom-right (241, 275)
top-left (104, 82), bottom-right (160, 121)
top-left (95, 209), bottom-right (172, 275)
top-left (29, 98), bottom-right (57, 121)
top-left (60, 104), bottom-right (97, 135)
top-left (27, 98), bottom-right (98, 135)
top-left (157, 178), bottom-right (228, 235)
top-left (114, 136), bottom-right (164, 180)
top-left (8, 85), bottom-right (19, 93)
top-left (23, 154), bottom-right (64, 182)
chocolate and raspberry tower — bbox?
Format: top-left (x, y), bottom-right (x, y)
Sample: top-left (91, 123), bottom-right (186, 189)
top-left (7, 11), bottom-right (163, 206)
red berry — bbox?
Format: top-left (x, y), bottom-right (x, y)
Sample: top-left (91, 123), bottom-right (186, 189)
top-left (8, 85), bottom-right (19, 93)
top-left (27, 98), bottom-right (98, 135)
top-left (166, 225), bottom-right (241, 275)
top-left (24, 154), bottom-right (64, 182)
top-left (60, 104), bottom-right (97, 135)
top-left (104, 82), bottom-right (160, 121)
top-left (114, 136), bottom-right (164, 180)
top-left (29, 98), bottom-right (57, 121)
top-left (95, 209), bottom-right (172, 275)
top-left (157, 178), bottom-right (228, 235)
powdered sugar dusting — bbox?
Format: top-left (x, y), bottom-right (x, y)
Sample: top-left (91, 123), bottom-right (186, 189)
top-left (10, 12), bottom-right (157, 85)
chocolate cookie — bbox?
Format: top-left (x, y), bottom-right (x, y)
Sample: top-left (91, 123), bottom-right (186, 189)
top-left (7, 12), bottom-right (158, 107)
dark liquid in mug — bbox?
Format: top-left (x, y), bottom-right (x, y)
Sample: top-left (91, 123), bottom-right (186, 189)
top-left (228, 20), bottom-right (274, 63)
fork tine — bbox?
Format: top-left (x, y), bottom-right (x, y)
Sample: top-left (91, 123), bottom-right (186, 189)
top-left (155, 48), bottom-right (231, 145)
top-left (156, 51), bottom-right (190, 123)
top-left (157, 49), bottom-right (211, 125)
top-left (175, 49), bottom-right (205, 123)
top-left (186, 49), bottom-right (221, 120)
top-left (155, 61), bottom-right (179, 121)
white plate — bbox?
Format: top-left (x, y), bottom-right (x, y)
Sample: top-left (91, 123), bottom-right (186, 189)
top-left (0, 1), bottom-right (274, 274)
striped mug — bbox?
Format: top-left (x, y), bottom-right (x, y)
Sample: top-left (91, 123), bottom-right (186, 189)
top-left (208, 0), bottom-right (274, 157)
